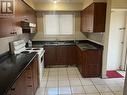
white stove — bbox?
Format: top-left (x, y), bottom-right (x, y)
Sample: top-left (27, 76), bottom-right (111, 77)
top-left (10, 40), bottom-right (45, 87)
top-left (25, 48), bottom-right (45, 86)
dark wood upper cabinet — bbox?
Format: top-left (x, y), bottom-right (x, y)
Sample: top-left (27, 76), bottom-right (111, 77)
top-left (0, 0), bottom-right (36, 38)
top-left (81, 3), bottom-right (107, 33)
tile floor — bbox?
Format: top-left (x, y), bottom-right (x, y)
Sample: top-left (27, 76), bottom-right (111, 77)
top-left (36, 67), bottom-right (125, 95)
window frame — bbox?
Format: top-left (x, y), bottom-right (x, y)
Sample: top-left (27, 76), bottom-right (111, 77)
top-left (43, 14), bottom-right (75, 38)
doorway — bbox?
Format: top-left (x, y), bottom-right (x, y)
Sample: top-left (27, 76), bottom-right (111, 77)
top-left (106, 10), bottom-right (127, 78)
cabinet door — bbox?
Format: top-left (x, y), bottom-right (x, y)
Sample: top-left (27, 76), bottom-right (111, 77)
top-left (32, 58), bottom-right (39, 93)
top-left (25, 65), bottom-right (34, 95)
top-left (81, 10), bottom-right (86, 32)
top-left (44, 46), bottom-right (57, 67)
top-left (57, 46), bottom-right (67, 65)
top-left (94, 3), bottom-right (107, 32)
top-left (84, 50), bottom-right (102, 77)
top-left (67, 46), bottom-right (76, 66)
top-left (7, 72), bottom-right (26, 95)
top-left (76, 47), bottom-right (83, 74)
top-left (81, 3), bottom-right (106, 33)
top-left (0, 18), bottom-right (14, 37)
top-left (86, 4), bottom-right (94, 32)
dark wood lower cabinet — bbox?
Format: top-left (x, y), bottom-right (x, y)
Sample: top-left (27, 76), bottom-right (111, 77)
top-left (44, 45), bottom-right (102, 78)
top-left (77, 46), bottom-right (102, 78)
top-left (7, 57), bottom-right (39, 95)
top-left (44, 45), bottom-right (57, 67)
top-left (44, 45), bottom-right (76, 67)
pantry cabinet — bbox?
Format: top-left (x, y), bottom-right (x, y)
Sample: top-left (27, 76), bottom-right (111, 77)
top-left (81, 3), bottom-right (107, 33)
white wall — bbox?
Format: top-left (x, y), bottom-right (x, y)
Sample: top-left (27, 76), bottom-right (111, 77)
top-left (0, 34), bottom-right (30, 54)
top-left (107, 11), bottom-right (126, 70)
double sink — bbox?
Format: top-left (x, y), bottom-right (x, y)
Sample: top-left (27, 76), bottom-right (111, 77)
top-left (44, 41), bottom-right (97, 50)
top-left (45, 41), bottom-right (74, 46)
top-left (77, 43), bottom-right (97, 51)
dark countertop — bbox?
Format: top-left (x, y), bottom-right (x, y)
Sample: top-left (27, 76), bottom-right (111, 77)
top-left (76, 43), bottom-right (97, 51)
top-left (0, 52), bottom-right (37, 95)
top-left (32, 40), bottom-right (103, 50)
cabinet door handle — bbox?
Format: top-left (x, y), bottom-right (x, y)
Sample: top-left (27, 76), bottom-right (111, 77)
top-left (27, 76), bottom-right (31, 79)
top-left (27, 85), bottom-right (32, 87)
top-left (11, 88), bottom-right (15, 91)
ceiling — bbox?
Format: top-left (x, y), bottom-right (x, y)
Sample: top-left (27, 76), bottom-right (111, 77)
top-left (33, 0), bottom-right (85, 3)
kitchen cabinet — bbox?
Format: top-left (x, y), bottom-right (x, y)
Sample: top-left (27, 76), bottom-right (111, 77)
top-left (57, 46), bottom-right (68, 65)
top-left (76, 46), bottom-right (83, 75)
top-left (0, 0), bottom-right (36, 38)
top-left (44, 45), bottom-right (76, 67)
top-left (77, 46), bottom-right (102, 77)
top-left (44, 45), bottom-right (57, 67)
top-left (81, 3), bottom-right (107, 33)
top-left (7, 57), bottom-right (39, 95)
top-left (67, 45), bottom-right (76, 66)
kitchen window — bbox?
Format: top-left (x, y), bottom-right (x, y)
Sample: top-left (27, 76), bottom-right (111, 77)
top-left (44, 14), bottom-right (74, 36)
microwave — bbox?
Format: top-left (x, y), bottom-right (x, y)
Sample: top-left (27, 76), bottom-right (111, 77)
top-left (21, 21), bottom-right (36, 33)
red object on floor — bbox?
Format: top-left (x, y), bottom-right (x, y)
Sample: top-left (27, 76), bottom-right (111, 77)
top-left (106, 70), bottom-right (123, 78)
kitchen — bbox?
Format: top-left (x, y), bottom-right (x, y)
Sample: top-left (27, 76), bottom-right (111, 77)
top-left (0, 0), bottom-right (126, 95)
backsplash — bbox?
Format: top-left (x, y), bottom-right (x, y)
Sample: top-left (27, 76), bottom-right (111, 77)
top-left (87, 33), bottom-right (104, 45)
top-left (0, 34), bottom-right (30, 55)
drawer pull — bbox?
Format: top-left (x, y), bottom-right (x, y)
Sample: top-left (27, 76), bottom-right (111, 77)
top-left (27, 85), bottom-right (32, 87)
top-left (11, 88), bottom-right (15, 91)
top-left (27, 76), bottom-right (31, 79)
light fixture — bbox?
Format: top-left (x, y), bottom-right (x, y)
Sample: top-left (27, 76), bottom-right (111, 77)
top-left (53, 0), bottom-right (58, 3)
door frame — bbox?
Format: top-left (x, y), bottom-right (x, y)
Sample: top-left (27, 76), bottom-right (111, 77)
top-left (121, 15), bottom-right (127, 70)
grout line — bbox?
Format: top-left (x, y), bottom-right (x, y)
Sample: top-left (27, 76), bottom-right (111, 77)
top-left (90, 78), bottom-right (116, 95)
top-left (66, 66), bottom-right (72, 95)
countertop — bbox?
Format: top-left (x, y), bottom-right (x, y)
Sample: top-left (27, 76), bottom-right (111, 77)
top-left (32, 40), bottom-right (103, 51)
top-left (76, 43), bottom-right (97, 51)
top-left (0, 52), bottom-right (37, 95)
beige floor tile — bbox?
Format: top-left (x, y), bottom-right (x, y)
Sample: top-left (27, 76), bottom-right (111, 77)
top-left (114, 91), bottom-right (123, 95)
top-left (59, 71), bottom-right (68, 75)
top-left (80, 78), bottom-right (93, 86)
top-left (71, 86), bottom-right (85, 94)
top-left (91, 78), bottom-right (106, 85)
top-left (100, 92), bottom-right (114, 95)
top-left (59, 86), bottom-right (71, 94)
top-left (83, 85), bottom-right (99, 94)
top-left (37, 67), bottom-right (125, 95)
top-left (40, 80), bottom-right (47, 88)
top-left (70, 78), bottom-right (82, 86)
top-left (59, 80), bottom-right (70, 87)
top-left (108, 84), bottom-right (123, 92)
top-left (47, 80), bottom-right (58, 88)
top-left (45, 87), bottom-right (58, 95)
top-left (72, 93), bottom-right (86, 95)
top-left (35, 87), bottom-right (45, 95)
top-left (86, 93), bottom-right (100, 95)
top-left (95, 85), bottom-right (111, 93)
top-left (68, 74), bottom-right (79, 79)
top-left (59, 75), bottom-right (69, 81)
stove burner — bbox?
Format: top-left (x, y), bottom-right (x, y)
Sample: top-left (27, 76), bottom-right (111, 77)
top-left (33, 48), bottom-right (40, 50)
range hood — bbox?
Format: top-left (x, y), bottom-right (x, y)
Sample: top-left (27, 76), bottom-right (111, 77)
top-left (21, 21), bottom-right (36, 33)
